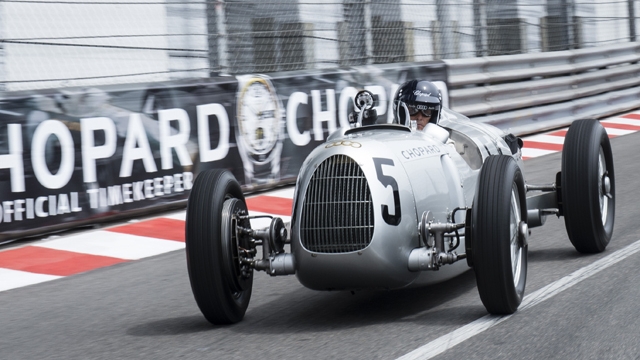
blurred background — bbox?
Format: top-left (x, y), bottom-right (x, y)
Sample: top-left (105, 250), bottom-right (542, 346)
top-left (1, 0), bottom-right (637, 92)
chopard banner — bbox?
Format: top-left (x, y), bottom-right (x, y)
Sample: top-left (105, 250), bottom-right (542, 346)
top-left (0, 61), bottom-right (447, 242)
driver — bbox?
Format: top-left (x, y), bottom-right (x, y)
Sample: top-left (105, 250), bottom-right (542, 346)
top-left (393, 80), bottom-right (442, 131)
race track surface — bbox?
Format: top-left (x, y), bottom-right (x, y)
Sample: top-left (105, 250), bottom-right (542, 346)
top-left (1, 114), bottom-right (639, 360)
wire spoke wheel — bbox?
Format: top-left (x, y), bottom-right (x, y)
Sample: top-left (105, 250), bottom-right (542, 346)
top-left (561, 119), bottom-right (615, 253)
top-left (510, 186), bottom-right (523, 289)
top-left (473, 155), bottom-right (528, 315)
top-left (597, 148), bottom-right (610, 226)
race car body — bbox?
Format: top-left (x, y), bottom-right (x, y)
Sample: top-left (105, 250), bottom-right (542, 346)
top-left (185, 91), bottom-right (616, 324)
top-left (292, 108), bottom-right (514, 290)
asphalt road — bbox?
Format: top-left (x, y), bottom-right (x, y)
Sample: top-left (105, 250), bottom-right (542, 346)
top-left (1, 131), bottom-right (639, 360)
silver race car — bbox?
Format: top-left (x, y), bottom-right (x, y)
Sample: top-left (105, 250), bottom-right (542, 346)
top-left (185, 83), bottom-right (615, 325)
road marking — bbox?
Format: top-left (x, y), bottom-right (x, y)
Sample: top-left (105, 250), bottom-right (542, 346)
top-left (601, 122), bottom-right (640, 131)
top-left (0, 268), bottom-right (61, 292)
top-left (523, 134), bottom-right (566, 145)
top-left (246, 211), bottom-right (292, 229)
top-left (108, 218), bottom-right (186, 242)
top-left (521, 147), bottom-right (556, 160)
top-left (245, 195), bottom-right (293, 216)
top-left (523, 140), bottom-right (563, 152)
top-left (0, 246), bottom-right (127, 276)
top-left (608, 115), bottom-right (640, 125)
top-left (546, 129), bottom-right (568, 137)
top-left (34, 231), bottom-right (185, 260)
top-left (599, 127), bottom-right (636, 137)
top-left (396, 239), bottom-right (640, 360)
top-left (0, 193), bottom-right (294, 292)
top-left (164, 211), bottom-right (187, 221)
top-left (260, 186), bottom-right (296, 199)
top-left (520, 114), bottom-right (640, 159)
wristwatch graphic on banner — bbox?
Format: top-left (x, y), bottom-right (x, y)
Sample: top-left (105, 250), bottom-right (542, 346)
top-left (235, 74), bottom-right (284, 187)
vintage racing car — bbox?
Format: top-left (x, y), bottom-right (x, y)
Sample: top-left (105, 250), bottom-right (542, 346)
top-left (185, 88), bottom-right (615, 324)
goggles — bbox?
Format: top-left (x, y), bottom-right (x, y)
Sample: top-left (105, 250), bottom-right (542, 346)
top-left (406, 104), bottom-right (434, 117)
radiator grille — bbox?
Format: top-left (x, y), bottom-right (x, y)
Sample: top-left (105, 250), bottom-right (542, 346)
top-left (300, 154), bottom-right (374, 253)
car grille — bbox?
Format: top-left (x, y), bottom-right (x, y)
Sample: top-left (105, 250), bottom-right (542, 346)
top-left (300, 154), bottom-right (374, 253)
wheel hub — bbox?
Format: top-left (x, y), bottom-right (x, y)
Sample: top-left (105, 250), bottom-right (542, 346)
top-left (222, 199), bottom-right (254, 293)
top-left (518, 221), bottom-right (528, 248)
top-left (602, 174), bottom-right (612, 199)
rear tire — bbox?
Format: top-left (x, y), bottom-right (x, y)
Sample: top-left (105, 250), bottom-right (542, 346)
top-left (561, 119), bottom-right (615, 253)
top-left (473, 155), bottom-right (528, 315)
top-left (186, 169), bottom-right (253, 325)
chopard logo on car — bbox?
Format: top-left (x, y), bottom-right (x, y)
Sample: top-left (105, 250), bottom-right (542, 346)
top-left (400, 145), bottom-right (441, 159)
top-left (325, 140), bottom-right (362, 148)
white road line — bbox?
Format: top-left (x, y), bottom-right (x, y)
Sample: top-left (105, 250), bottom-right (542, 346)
top-left (248, 211), bottom-right (292, 229)
top-left (163, 212), bottom-right (186, 221)
top-left (524, 134), bottom-right (566, 144)
top-left (396, 239), bottom-right (640, 360)
top-left (0, 268), bottom-right (62, 292)
top-left (167, 190), bottom-right (294, 223)
top-left (602, 127), bottom-right (637, 136)
top-left (602, 117), bottom-right (640, 126)
top-left (164, 211), bottom-right (291, 230)
top-left (34, 231), bottom-right (185, 260)
top-left (521, 148), bottom-right (557, 158)
top-left (250, 186), bottom-right (296, 199)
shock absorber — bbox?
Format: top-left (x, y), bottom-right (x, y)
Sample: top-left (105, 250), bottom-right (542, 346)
top-left (408, 211), bottom-right (466, 271)
top-left (239, 216), bottom-right (295, 276)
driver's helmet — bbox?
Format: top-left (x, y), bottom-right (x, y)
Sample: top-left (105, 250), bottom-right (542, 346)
top-left (393, 80), bottom-right (442, 127)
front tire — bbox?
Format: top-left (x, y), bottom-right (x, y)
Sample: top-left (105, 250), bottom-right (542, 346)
top-left (186, 169), bottom-right (253, 325)
top-left (473, 155), bottom-right (528, 315)
top-left (561, 119), bottom-right (615, 253)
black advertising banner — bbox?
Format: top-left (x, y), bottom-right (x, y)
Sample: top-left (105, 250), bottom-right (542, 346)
top-left (0, 77), bottom-right (239, 242)
top-left (264, 62), bottom-right (449, 186)
top-left (0, 61), bottom-right (447, 242)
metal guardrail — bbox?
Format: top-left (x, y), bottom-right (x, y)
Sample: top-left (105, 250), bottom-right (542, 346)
top-left (445, 43), bottom-right (640, 135)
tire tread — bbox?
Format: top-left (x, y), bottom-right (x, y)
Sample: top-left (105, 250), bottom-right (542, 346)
top-left (473, 155), bottom-right (527, 314)
top-left (186, 170), bottom-right (252, 325)
top-left (562, 119), bottom-right (615, 253)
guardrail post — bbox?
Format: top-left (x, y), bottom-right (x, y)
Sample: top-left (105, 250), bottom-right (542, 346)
top-left (473, 0), bottom-right (487, 57)
top-left (629, 0), bottom-right (637, 42)
top-left (546, 0), bottom-right (575, 51)
top-left (435, 0), bottom-right (457, 59)
top-left (206, 1), bottom-right (219, 76)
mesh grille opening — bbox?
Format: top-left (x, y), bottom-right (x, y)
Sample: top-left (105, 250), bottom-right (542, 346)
top-left (300, 154), bottom-right (374, 253)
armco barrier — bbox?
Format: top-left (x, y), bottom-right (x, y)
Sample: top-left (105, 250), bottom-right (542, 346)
top-left (0, 62), bottom-right (447, 243)
top-left (446, 42), bottom-right (640, 136)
